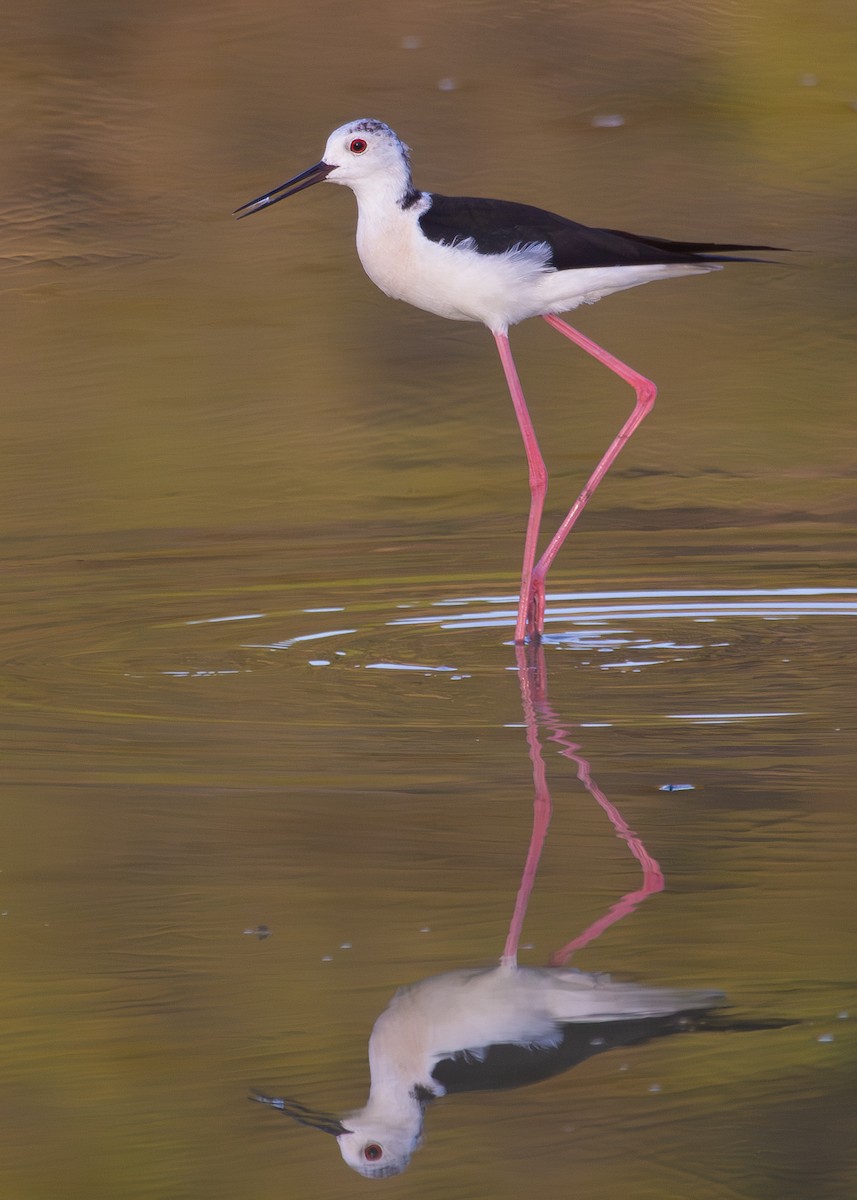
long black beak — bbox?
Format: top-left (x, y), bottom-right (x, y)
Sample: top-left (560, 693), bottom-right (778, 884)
top-left (234, 161), bottom-right (333, 219)
top-left (249, 1089), bottom-right (351, 1136)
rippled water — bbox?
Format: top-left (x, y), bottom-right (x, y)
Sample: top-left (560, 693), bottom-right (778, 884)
top-left (3, 1), bottom-right (856, 1197)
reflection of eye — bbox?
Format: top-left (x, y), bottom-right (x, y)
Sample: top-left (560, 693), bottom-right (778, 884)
top-left (363, 1143), bottom-right (383, 1162)
top-left (349, 138), bottom-right (368, 154)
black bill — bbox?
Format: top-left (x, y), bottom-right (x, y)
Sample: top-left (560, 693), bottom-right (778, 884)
top-left (249, 1089), bottom-right (351, 1136)
top-left (234, 161), bottom-right (334, 218)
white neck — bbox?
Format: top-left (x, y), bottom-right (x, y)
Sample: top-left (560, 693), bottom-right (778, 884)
top-left (338, 162), bottom-right (419, 214)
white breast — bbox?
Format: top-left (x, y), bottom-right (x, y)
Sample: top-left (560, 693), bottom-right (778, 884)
top-left (354, 199), bottom-right (555, 331)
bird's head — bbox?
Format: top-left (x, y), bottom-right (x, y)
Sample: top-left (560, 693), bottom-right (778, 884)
top-left (250, 1089), bottom-right (423, 1179)
top-left (335, 1118), bottom-right (422, 1179)
top-left (321, 119), bottom-right (412, 190)
top-left (234, 119), bottom-right (414, 218)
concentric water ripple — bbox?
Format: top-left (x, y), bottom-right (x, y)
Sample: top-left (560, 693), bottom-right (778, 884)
top-left (242, 584), bottom-right (855, 671)
top-left (195, 585), bottom-right (855, 728)
top-left (3, 586), bottom-right (855, 730)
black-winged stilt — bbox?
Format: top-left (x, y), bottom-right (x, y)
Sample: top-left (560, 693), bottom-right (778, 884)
top-left (250, 966), bottom-right (724, 1177)
top-left (236, 119), bottom-right (778, 644)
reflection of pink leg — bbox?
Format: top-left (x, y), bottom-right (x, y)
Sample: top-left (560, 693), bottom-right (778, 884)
top-left (540, 709), bottom-right (664, 965)
top-left (501, 645), bottom-right (552, 964)
top-left (502, 644), bottom-right (664, 967)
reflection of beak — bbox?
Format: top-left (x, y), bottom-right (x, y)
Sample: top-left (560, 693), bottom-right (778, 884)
top-left (249, 1090), bottom-right (351, 1136)
top-left (234, 162), bottom-right (334, 219)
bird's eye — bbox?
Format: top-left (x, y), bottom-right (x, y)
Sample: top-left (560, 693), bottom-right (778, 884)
top-left (349, 138), bottom-right (368, 154)
top-left (363, 1143), bottom-right (383, 1162)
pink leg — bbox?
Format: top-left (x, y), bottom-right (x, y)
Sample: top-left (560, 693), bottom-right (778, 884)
top-left (527, 315), bottom-right (658, 640)
top-left (493, 332), bottom-right (548, 645)
top-left (501, 643), bottom-right (552, 964)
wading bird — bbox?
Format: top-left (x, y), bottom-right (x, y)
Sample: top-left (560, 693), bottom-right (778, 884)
top-left (236, 120), bottom-right (776, 643)
top-left (251, 965), bottom-right (726, 1178)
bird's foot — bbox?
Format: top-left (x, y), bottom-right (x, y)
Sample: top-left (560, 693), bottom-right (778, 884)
top-left (514, 577), bottom-right (545, 644)
top-left (524, 577), bottom-right (545, 644)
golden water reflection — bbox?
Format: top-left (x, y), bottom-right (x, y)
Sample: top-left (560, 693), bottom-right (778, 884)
top-left (252, 645), bottom-right (788, 1180)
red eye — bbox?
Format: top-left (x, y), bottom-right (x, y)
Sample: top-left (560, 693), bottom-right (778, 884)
top-left (363, 1143), bottom-right (383, 1162)
top-left (349, 138), bottom-right (368, 154)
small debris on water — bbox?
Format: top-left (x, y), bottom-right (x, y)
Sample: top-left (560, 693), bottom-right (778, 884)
top-left (591, 113), bottom-right (625, 128)
top-left (659, 783), bottom-right (696, 792)
top-left (648, 1082), bottom-right (662, 1093)
top-left (243, 925), bottom-right (271, 940)
top-left (817, 1033), bottom-right (835, 1043)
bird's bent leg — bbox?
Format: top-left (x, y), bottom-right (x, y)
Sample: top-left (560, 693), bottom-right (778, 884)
top-left (530, 315), bottom-right (658, 635)
top-left (493, 332), bottom-right (548, 645)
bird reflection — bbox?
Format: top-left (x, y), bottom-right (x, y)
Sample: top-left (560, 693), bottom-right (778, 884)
top-left (252, 646), bottom-right (728, 1177)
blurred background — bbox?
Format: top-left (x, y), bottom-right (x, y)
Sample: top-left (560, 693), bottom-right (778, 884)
top-left (2, 0), bottom-right (856, 1196)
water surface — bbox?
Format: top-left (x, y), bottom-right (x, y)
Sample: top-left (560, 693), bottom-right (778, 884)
top-left (2, 1), bottom-right (856, 1197)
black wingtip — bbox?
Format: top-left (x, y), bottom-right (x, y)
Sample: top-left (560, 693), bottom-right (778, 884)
top-left (696, 243), bottom-right (790, 264)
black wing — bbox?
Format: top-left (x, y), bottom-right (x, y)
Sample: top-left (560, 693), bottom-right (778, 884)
top-left (430, 1011), bottom-right (794, 1096)
top-left (419, 194), bottom-right (782, 270)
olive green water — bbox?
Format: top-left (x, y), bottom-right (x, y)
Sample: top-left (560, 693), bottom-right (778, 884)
top-left (2, 1), bottom-right (856, 1196)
